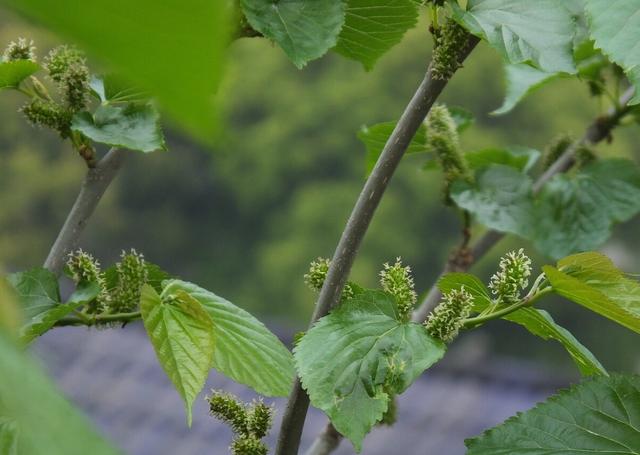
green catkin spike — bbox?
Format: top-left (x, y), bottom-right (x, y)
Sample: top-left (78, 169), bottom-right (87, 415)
top-left (379, 257), bottom-right (417, 319)
top-left (431, 19), bottom-right (470, 81)
top-left (488, 248), bottom-right (532, 305)
top-left (424, 104), bottom-right (471, 201)
top-left (424, 286), bottom-right (474, 343)
top-left (230, 437), bottom-right (268, 455)
top-left (110, 249), bottom-right (149, 313)
top-left (44, 46), bottom-right (85, 82)
top-left (44, 45), bottom-right (90, 112)
top-left (542, 134), bottom-right (573, 170)
top-left (303, 257), bottom-right (354, 301)
top-left (65, 249), bottom-right (109, 313)
top-left (20, 99), bottom-right (72, 136)
top-left (246, 400), bottom-right (273, 439)
top-left (2, 38), bottom-right (36, 62)
top-left (208, 391), bottom-right (250, 436)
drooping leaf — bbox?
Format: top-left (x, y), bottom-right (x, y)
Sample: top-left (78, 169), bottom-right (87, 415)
top-left (466, 373), bottom-right (640, 454)
top-left (162, 280), bottom-right (295, 397)
top-left (464, 146), bottom-right (540, 172)
top-left (140, 284), bottom-right (215, 426)
top-left (7, 267), bottom-right (60, 319)
top-left (544, 252), bottom-right (640, 334)
top-left (437, 272), bottom-right (493, 311)
top-left (295, 289), bottom-right (446, 451)
top-left (492, 63), bottom-right (561, 115)
top-left (20, 281), bottom-right (100, 344)
top-left (533, 159), bottom-right (640, 259)
top-left (450, 164), bottom-right (534, 237)
top-left (240, 0), bottom-right (345, 69)
top-left (0, 60), bottom-right (39, 89)
top-left (585, 0), bottom-right (640, 103)
top-left (3, 0), bottom-right (229, 141)
top-left (451, 0), bottom-right (576, 73)
top-left (72, 103), bottom-right (166, 153)
top-left (502, 307), bottom-right (607, 376)
top-left (0, 332), bottom-right (118, 454)
top-left (334, 0), bottom-right (418, 70)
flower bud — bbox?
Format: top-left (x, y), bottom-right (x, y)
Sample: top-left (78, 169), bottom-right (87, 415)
top-left (424, 286), bottom-right (474, 342)
top-left (304, 257), bottom-right (330, 291)
top-left (488, 248), bottom-right (532, 304)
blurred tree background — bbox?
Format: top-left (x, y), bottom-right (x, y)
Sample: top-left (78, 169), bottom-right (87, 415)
top-left (1, 11), bottom-right (639, 374)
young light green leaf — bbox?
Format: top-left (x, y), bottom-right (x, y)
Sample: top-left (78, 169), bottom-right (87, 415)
top-left (0, 419), bottom-right (19, 455)
top-left (533, 159), bottom-right (640, 259)
top-left (464, 146), bottom-right (540, 172)
top-left (140, 284), bottom-right (215, 426)
top-left (503, 308), bottom-right (607, 376)
top-left (295, 289), bottom-right (445, 451)
top-left (544, 259), bottom-right (640, 334)
top-left (3, 0), bottom-right (229, 141)
top-left (20, 281), bottom-right (101, 344)
top-left (437, 272), bottom-right (493, 311)
top-left (7, 267), bottom-right (60, 319)
top-left (162, 280), bottom-right (294, 397)
top-left (451, 0), bottom-right (576, 73)
top-left (492, 63), bottom-right (561, 115)
top-left (334, 0), bottom-right (418, 70)
top-left (241, 0), bottom-right (345, 69)
top-left (585, 0), bottom-right (640, 103)
top-left (450, 164), bottom-right (534, 237)
top-left (466, 373), bottom-right (640, 453)
top-left (0, 60), bottom-right (39, 90)
top-left (0, 332), bottom-right (119, 454)
top-left (72, 103), bottom-right (166, 153)
top-left (90, 75), bottom-right (148, 104)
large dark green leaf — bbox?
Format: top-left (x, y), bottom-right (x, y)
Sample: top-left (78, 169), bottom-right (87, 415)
top-left (544, 252), bottom-right (640, 334)
top-left (450, 164), bottom-right (534, 237)
top-left (585, 0), bottom-right (640, 103)
top-left (241, 0), bottom-right (345, 68)
top-left (451, 0), bottom-right (576, 73)
top-left (140, 284), bottom-right (215, 426)
top-left (466, 373), bottom-right (640, 454)
top-left (3, 0), bottom-right (228, 140)
top-left (0, 60), bottom-right (39, 89)
top-left (7, 267), bottom-right (60, 319)
top-left (0, 332), bottom-right (118, 454)
top-left (334, 0), bottom-right (418, 70)
top-left (72, 103), bottom-right (166, 153)
top-left (162, 280), bottom-right (295, 397)
top-left (295, 289), bottom-right (445, 451)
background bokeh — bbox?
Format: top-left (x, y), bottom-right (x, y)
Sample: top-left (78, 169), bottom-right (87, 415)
top-left (1, 10), bottom-right (639, 379)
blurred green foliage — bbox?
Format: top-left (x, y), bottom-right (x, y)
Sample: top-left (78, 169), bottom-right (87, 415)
top-left (0, 12), bottom-right (638, 372)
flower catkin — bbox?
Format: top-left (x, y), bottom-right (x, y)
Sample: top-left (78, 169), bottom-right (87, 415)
top-left (2, 38), bottom-right (36, 62)
top-left (379, 257), bottom-right (417, 319)
top-left (303, 257), bottom-right (354, 301)
top-left (425, 286), bottom-right (474, 342)
top-left (488, 248), bottom-right (532, 304)
top-left (431, 19), bottom-right (470, 81)
top-left (110, 249), bottom-right (149, 313)
top-left (66, 249), bottom-right (109, 313)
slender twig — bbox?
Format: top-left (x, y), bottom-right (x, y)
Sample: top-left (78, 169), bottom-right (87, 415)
top-left (44, 147), bottom-right (127, 276)
top-left (274, 34), bottom-right (479, 455)
top-left (54, 310), bottom-right (141, 327)
top-left (411, 86), bottom-right (636, 323)
top-left (304, 423), bottom-right (341, 455)
top-left (461, 287), bottom-right (552, 328)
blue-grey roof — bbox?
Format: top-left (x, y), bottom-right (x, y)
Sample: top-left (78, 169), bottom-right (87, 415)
top-left (34, 324), bottom-right (569, 454)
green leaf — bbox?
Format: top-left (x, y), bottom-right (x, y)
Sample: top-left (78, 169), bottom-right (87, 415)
top-left (3, 0), bottom-right (228, 140)
top-left (466, 373), bottom-right (640, 454)
top-left (20, 281), bottom-right (100, 344)
top-left (241, 0), bottom-right (345, 69)
top-left (140, 284), bottom-right (215, 426)
top-left (89, 74), bottom-right (148, 104)
top-left (450, 164), bottom-right (534, 237)
top-left (162, 280), bottom-right (295, 397)
top-left (451, 0), bottom-right (576, 73)
top-left (585, 0), bottom-right (640, 103)
top-left (544, 260), bottom-right (640, 334)
top-left (0, 60), bottom-right (39, 89)
top-left (0, 332), bottom-right (118, 454)
top-left (533, 159), bottom-right (640, 259)
top-left (503, 308), bottom-right (607, 376)
top-left (437, 272), bottom-right (493, 311)
top-left (295, 289), bottom-right (445, 451)
top-left (7, 267), bottom-right (60, 319)
top-left (334, 0), bottom-right (418, 70)
top-left (0, 419), bottom-right (18, 455)
top-left (492, 63), bottom-right (561, 115)
top-left (72, 103), bottom-right (166, 153)
top-left (464, 146), bottom-right (540, 172)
